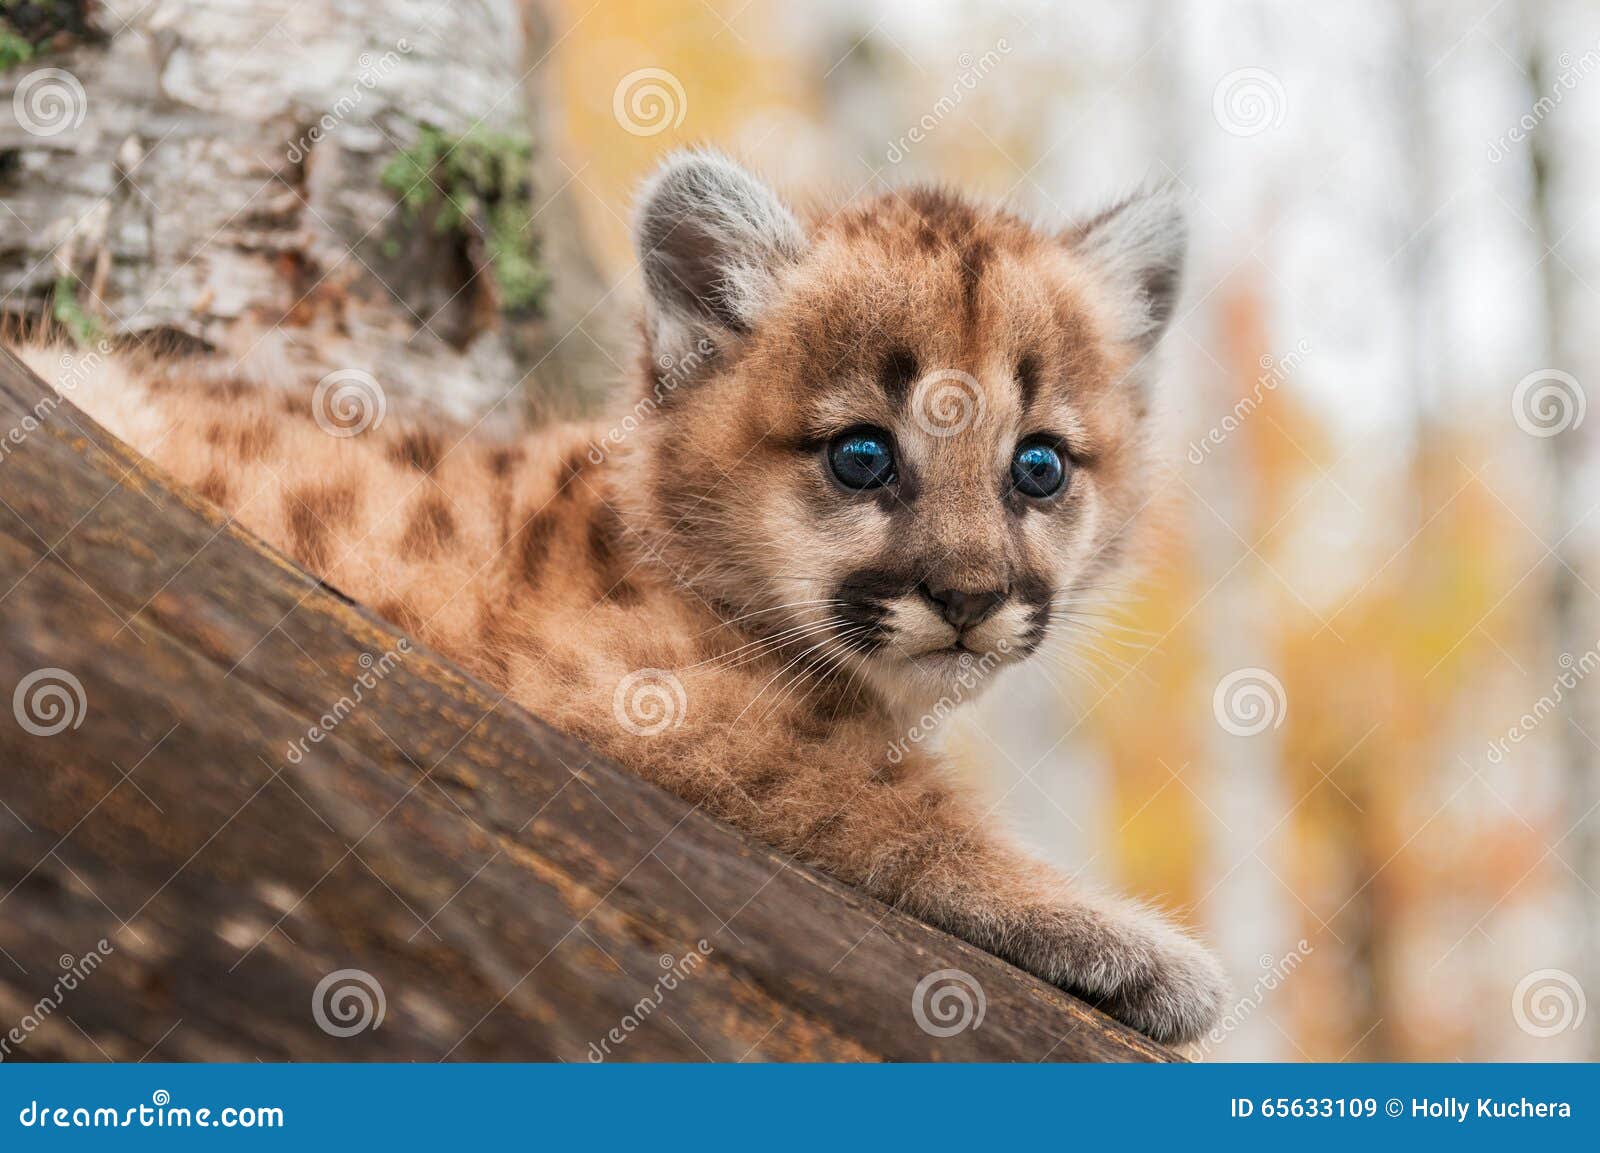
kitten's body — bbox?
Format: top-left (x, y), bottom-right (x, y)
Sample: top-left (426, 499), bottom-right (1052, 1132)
top-left (16, 151), bottom-right (1226, 1044)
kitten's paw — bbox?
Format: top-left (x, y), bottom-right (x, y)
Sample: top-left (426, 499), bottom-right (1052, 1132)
top-left (1011, 900), bottom-right (1229, 1046)
top-left (1083, 918), bottom-right (1229, 1046)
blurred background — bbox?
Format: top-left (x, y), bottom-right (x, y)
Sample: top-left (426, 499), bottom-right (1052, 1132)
top-left (4, 0), bottom-right (1598, 1060)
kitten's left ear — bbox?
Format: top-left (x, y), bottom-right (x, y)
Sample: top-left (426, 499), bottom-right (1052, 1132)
top-left (1065, 183), bottom-right (1187, 352)
top-left (634, 149), bottom-right (806, 365)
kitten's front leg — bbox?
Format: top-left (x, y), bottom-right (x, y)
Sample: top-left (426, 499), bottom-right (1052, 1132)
top-left (590, 704), bottom-right (1227, 1044)
top-left (757, 750), bottom-right (1229, 1046)
top-left (922, 861), bottom-right (1230, 1046)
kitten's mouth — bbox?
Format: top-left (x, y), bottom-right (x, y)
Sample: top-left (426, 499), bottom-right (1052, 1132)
top-left (907, 646), bottom-right (964, 665)
top-left (906, 639), bottom-right (1010, 666)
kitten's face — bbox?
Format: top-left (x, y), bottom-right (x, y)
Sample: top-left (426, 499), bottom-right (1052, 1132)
top-left (628, 156), bottom-right (1182, 712)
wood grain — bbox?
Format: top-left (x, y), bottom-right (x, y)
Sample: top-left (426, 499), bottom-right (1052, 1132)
top-left (0, 347), bottom-right (1174, 1063)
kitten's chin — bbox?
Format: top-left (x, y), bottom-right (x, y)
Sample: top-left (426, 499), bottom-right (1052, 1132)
top-left (855, 642), bottom-right (1022, 718)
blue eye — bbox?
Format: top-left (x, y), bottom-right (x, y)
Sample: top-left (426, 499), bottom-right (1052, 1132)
top-left (1011, 441), bottom-right (1067, 498)
top-left (828, 429), bottom-right (896, 490)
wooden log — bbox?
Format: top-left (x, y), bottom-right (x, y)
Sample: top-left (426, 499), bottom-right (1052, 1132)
top-left (0, 347), bottom-right (1174, 1063)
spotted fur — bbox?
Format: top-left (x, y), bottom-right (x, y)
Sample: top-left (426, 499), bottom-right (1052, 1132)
top-left (16, 150), bottom-right (1225, 1045)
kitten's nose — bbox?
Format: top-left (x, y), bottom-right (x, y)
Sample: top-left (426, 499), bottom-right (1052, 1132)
top-left (920, 582), bottom-right (1007, 630)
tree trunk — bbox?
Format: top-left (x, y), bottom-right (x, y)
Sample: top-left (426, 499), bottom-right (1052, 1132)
top-left (1, 0), bottom-right (619, 424)
top-left (1524, 16), bottom-right (1600, 1062)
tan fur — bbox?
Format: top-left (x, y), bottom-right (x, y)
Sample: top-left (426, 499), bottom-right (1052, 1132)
top-left (12, 156), bottom-right (1226, 1044)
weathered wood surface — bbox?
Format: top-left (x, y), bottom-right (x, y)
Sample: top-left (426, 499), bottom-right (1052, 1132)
top-left (0, 347), bottom-right (1173, 1062)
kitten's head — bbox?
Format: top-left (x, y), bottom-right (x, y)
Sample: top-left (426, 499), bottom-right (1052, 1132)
top-left (619, 150), bottom-right (1183, 713)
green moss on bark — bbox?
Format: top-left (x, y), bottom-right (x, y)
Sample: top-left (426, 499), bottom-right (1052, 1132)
top-left (1, 1), bottom-right (101, 71)
top-left (51, 274), bottom-right (101, 346)
top-left (380, 124), bottom-right (549, 315)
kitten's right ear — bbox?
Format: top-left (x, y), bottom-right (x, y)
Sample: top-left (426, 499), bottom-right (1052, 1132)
top-left (1065, 182), bottom-right (1187, 354)
top-left (634, 149), bottom-right (806, 364)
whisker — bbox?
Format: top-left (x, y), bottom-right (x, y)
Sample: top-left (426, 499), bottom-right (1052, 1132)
top-left (693, 598), bottom-right (846, 637)
top-left (731, 625), bottom-right (863, 726)
top-left (755, 626), bottom-right (871, 724)
top-left (686, 617), bottom-right (852, 673)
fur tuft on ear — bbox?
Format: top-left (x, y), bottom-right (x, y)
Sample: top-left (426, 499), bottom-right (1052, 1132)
top-left (1066, 183), bottom-right (1187, 352)
top-left (634, 149), bottom-right (806, 365)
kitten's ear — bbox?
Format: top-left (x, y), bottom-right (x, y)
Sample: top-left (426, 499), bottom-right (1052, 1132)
top-left (634, 149), bottom-right (806, 362)
top-left (1065, 183), bottom-right (1187, 352)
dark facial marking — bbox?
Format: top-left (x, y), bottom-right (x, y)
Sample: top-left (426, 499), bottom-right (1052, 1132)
top-left (959, 238), bottom-right (992, 328)
top-left (832, 567), bottom-right (920, 652)
top-left (877, 345), bottom-right (920, 407)
top-left (1012, 572), bottom-right (1054, 609)
top-left (833, 601), bottom-right (889, 653)
top-left (903, 186), bottom-right (979, 243)
top-left (1016, 354), bottom-right (1041, 413)
top-left (1015, 602), bottom-right (1051, 656)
